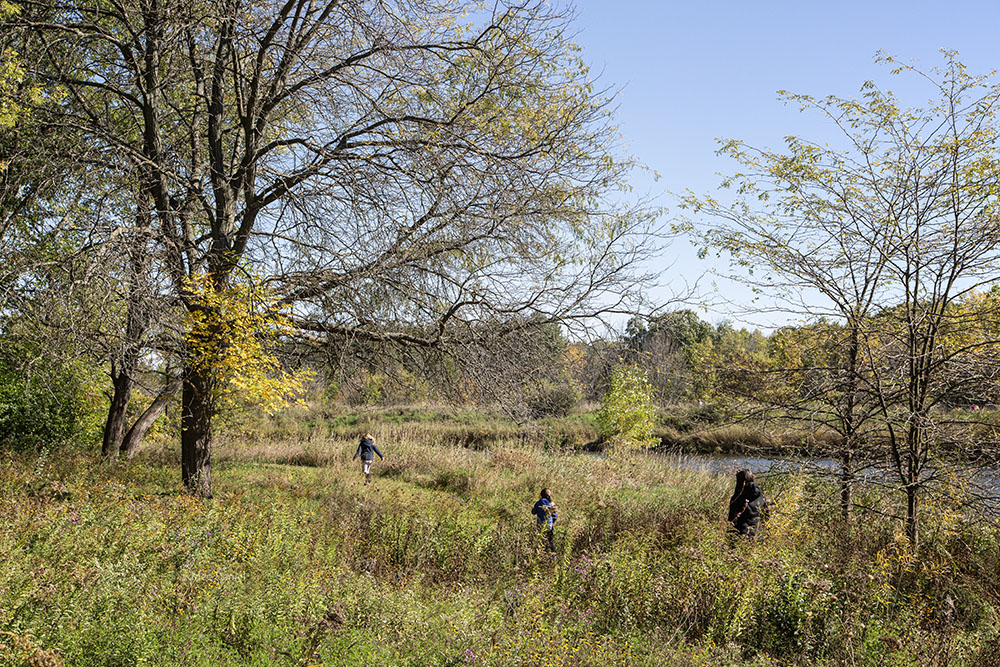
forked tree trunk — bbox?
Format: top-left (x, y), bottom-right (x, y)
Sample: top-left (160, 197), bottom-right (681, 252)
top-left (101, 361), bottom-right (133, 459)
top-left (101, 202), bottom-right (152, 459)
top-left (120, 377), bottom-right (182, 459)
top-left (181, 367), bottom-right (213, 497)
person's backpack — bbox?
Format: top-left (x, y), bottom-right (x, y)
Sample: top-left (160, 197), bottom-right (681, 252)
top-left (732, 483), bottom-right (766, 533)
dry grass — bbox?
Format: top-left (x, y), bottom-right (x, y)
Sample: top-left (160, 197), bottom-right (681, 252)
top-left (5, 409), bottom-right (999, 665)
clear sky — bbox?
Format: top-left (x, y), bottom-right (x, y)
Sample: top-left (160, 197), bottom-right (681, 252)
top-left (569, 0), bottom-right (999, 329)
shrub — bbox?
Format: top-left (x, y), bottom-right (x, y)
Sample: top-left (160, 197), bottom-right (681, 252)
top-left (0, 351), bottom-right (101, 451)
top-left (526, 379), bottom-right (582, 418)
top-left (597, 365), bottom-right (658, 451)
top-left (359, 373), bottom-right (386, 405)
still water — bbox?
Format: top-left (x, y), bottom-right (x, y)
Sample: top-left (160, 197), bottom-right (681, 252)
top-left (657, 451), bottom-right (1000, 498)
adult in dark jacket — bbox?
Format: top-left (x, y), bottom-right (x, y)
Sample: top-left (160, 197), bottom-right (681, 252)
top-left (353, 433), bottom-right (384, 484)
top-left (728, 469), bottom-right (767, 536)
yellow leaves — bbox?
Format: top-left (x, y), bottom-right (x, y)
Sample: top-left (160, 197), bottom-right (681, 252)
top-left (872, 530), bottom-right (917, 607)
top-left (0, 3), bottom-right (31, 136)
top-left (0, 48), bottom-right (26, 134)
top-left (183, 273), bottom-right (312, 416)
top-left (766, 475), bottom-right (806, 546)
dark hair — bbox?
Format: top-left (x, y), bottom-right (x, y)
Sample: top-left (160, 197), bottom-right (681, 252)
top-left (733, 469), bottom-right (752, 496)
top-left (540, 487), bottom-right (552, 501)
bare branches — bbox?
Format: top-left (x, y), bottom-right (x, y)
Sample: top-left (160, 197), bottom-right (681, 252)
top-left (3, 0), bottom-right (658, 492)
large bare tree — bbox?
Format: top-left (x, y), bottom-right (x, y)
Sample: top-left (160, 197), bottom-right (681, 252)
top-left (10, 0), bottom-right (657, 495)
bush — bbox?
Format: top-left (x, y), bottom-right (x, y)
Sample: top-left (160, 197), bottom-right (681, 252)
top-left (526, 380), bottom-right (582, 418)
top-left (597, 365), bottom-right (658, 450)
top-left (0, 352), bottom-right (101, 451)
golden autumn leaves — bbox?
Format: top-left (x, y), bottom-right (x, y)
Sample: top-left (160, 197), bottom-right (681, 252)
top-left (182, 274), bottom-right (311, 417)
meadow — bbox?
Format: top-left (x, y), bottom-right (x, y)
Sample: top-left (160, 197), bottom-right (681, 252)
top-left (2, 410), bottom-right (999, 666)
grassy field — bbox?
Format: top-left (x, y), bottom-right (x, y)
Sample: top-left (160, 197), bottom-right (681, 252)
top-left (2, 415), bottom-right (1000, 666)
top-left (216, 401), bottom-right (838, 456)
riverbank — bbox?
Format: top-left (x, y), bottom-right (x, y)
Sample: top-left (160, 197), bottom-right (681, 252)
top-left (3, 433), bottom-right (998, 665)
top-left (253, 402), bottom-right (1000, 465)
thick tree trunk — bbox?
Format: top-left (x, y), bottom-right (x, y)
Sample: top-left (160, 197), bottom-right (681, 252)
top-left (181, 368), bottom-right (213, 497)
top-left (101, 362), bottom-right (133, 459)
top-left (120, 377), bottom-right (182, 459)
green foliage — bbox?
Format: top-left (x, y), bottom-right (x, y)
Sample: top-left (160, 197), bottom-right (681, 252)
top-left (627, 309), bottom-right (714, 360)
top-left (359, 372), bottom-right (386, 406)
top-left (688, 324), bottom-right (770, 402)
top-left (0, 340), bottom-right (102, 452)
top-left (597, 365), bottom-right (658, 450)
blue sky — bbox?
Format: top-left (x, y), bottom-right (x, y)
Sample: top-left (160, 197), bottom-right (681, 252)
top-left (570, 0), bottom-right (999, 328)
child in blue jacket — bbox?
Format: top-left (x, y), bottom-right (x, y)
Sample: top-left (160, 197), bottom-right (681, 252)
top-left (532, 488), bottom-right (558, 552)
top-left (353, 433), bottom-right (384, 484)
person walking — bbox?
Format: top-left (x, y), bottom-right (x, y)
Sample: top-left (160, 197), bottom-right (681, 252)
top-left (353, 433), bottom-right (384, 484)
top-left (728, 469), bottom-right (767, 537)
top-left (532, 487), bottom-right (558, 553)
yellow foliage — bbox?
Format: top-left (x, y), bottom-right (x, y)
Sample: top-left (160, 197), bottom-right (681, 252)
top-left (766, 475), bottom-right (807, 547)
top-left (0, 2), bottom-right (31, 137)
top-left (873, 531), bottom-right (916, 607)
top-left (183, 273), bottom-right (312, 416)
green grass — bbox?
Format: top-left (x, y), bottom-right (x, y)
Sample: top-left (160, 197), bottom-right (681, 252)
top-left (2, 427), bottom-right (999, 666)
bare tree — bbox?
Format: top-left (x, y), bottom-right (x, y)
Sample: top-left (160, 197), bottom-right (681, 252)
top-left (12, 0), bottom-right (657, 495)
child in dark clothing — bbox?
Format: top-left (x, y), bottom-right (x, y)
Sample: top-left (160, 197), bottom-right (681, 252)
top-left (352, 433), bottom-right (384, 484)
top-left (532, 488), bottom-right (558, 552)
top-left (728, 469), bottom-right (767, 536)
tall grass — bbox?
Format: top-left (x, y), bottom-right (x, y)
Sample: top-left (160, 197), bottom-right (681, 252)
top-left (1, 431), bottom-right (998, 666)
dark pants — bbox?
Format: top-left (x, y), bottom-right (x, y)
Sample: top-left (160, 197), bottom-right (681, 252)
top-left (539, 525), bottom-right (555, 552)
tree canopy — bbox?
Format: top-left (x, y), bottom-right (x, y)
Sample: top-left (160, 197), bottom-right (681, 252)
top-left (3, 0), bottom-right (657, 494)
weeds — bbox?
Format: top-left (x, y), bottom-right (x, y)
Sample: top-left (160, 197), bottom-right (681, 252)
top-left (0, 424), bottom-right (997, 665)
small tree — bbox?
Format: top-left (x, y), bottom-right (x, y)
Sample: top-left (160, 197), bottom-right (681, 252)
top-left (597, 365), bottom-right (658, 451)
top-left (685, 52), bottom-right (1000, 545)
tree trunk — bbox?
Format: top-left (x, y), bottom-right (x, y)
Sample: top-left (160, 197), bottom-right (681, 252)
top-left (101, 361), bottom-right (132, 460)
top-left (181, 367), bottom-right (213, 497)
top-left (120, 377), bottom-right (182, 459)
top-left (840, 449), bottom-right (853, 521)
top-left (905, 484), bottom-right (919, 548)
top-left (101, 200), bottom-right (152, 459)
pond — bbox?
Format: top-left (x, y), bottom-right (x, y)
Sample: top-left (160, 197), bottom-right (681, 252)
top-left (656, 451), bottom-right (1000, 500)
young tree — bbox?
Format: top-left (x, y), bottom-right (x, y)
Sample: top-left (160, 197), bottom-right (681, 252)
top-left (684, 52), bottom-right (1000, 544)
top-left (12, 0), bottom-right (656, 495)
top-left (597, 364), bottom-right (658, 451)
